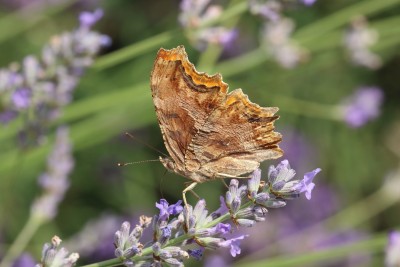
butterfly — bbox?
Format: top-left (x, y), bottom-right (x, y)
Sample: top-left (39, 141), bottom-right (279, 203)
top-left (150, 45), bottom-right (283, 205)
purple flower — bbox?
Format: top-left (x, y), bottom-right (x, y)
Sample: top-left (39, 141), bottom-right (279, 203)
top-left (0, 110), bottom-right (17, 124)
top-left (187, 248), bottom-right (204, 260)
top-left (178, 0), bottom-right (236, 50)
top-left (12, 253), bottom-right (35, 267)
top-left (249, 0), bottom-right (282, 21)
top-left (214, 223), bottom-right (231, 235)
top-left (342, 86), bottom-right (384, 128)
top-left (114, 219), bottom-right (150, 261)
top-left (301, 0), bottom-right (317, 5)
top-left (343, 16), bottom-right (381, 69)
top-left (268, 160), bottom-right (296, 190)
top-left (219, 235), bottom-right (248, 257)
top-left (385, 231), bottom-right (400, 267)
top-left (267, 160), bottom-right (321, 200)
top-left (11, 88), bottom-right (31, 110)
top-left (211, 196), bottom-right (229, 218)
top-left (294, 168), bottom-right (321, 200)
top-left (156, 199), bottom-right (183, 220)
top-left (79, 9), bottom-right (104, 28)
top-left (262, 18), bottom-right (307, 68)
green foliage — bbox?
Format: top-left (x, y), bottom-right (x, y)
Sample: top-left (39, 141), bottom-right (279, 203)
top-left (0, 0), bottom-right (400, 266)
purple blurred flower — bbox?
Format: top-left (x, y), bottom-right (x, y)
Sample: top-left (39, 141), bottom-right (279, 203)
top-left (385, 231), bottom-right (400, 267)
top-left (30, 126), bottom-right (74, 221)
top-left (11, 88), bottom-right (31, 110)
top-left (249, 0), bottom-right (282, 21)
top-left (262, 18), bottom-right (307, 68)
top-left (204, 254), bottom-right (229, 267)
top-left (341, 86), bottom-right (384, 128)
top-left (79, 9), bottom-right (103, 28)
top-left (279, 127), bottom-right (317, 172)
top-left (12, 253), bottom-right (35, 267)
top-left (301, 0), bottom-right (317, 5)
top-left (344, 16), bottom-right (382, 69)
top-left (178, 0), bottom-right (237, 50)
top-left (64, 214), bottom-right (121, 261)
top-left (0, 110), bottom-right (17, 124)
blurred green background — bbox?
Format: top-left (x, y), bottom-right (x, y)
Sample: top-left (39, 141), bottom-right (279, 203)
top-left (0, 0), bottom-right (400, 266)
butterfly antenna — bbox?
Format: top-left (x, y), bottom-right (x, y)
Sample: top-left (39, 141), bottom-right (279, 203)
top-left (124, 132), bottom-right (168, 157)
top-left (117, 159), bottom-right (160, 167)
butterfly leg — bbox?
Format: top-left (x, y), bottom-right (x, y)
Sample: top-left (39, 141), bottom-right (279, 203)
top-left (182, 182), bottom-right (198, 208)
top-left (216, 172), bottom-right (250, 179)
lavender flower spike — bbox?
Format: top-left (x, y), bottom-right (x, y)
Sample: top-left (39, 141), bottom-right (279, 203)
top-left (108, 163), bottom-right (321, 266)
top-left (0, 9), bottom-right (110, 147)
top-left (30, 126), bottom-right (74, 221)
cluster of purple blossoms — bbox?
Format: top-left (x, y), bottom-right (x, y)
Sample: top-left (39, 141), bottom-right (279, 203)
top-left (0, 9), bottom-right (110, 147)
top-left (178, 0), bottom-right (237, 50)
top-left (340, 86), bottom-right (384, 128)
top-left (113, 160), bottom-right (320, 266)
top-left (343, 16), bottom-right (382, 70)
top-left (35, 236), bottom-right (79, 267)
top-left (249, 0), bottom-right (312, 68)
top-left (30, 126), bottom-right (74, 222)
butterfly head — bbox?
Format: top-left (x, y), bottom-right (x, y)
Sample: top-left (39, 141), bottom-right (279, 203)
top-left (159, 156), bottom-right (208, 183)
top-left (159, 156), bottom-right (176, 173)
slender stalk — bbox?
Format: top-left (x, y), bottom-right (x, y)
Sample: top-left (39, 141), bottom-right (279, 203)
top-left (294, 0), bottom-right (400, 45)
top-left (0, 0), bottom-right (78, 44)
top-left (235, 233), bottom-right (388, 267)
top-left (0, 216), bottom-right (43, 267)
top-left (92, 30), bottom-right (179, 71)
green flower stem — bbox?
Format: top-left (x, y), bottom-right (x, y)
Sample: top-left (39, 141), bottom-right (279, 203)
top-left (235, 232), bottom-right (387, 267)
top-left (294, 0), bottom-right (400, 45)
top-left (0, 0), bottom-right (78, 44)
top-left (0, 215), bottom-right (43, 267)
top-left (270, 95), bottom-right (342, 121)
top-left (217, 47), bottom-right (268, 77)
top-left (80, 259), bottom-right (121, 267)
top-left (92, 30), bottom-right (179, 71)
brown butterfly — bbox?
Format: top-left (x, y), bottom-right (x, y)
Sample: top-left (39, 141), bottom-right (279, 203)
top-left (150, 46), bottom-right (283, 204)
